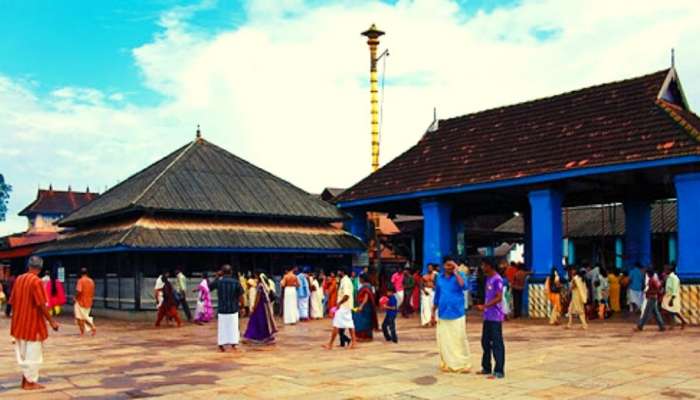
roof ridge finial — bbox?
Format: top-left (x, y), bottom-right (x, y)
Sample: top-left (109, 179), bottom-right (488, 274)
top-left (671, 48), bottom-right (675, 68)
top-left (196, 124), bottom-right (202, 139)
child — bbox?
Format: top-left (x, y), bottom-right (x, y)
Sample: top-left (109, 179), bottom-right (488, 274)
top-left (381, 286), bottom-right (398, 343)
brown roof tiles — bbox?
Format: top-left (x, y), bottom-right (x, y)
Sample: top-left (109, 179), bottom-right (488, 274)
top-left (338, 69), bottom-right (700, 203)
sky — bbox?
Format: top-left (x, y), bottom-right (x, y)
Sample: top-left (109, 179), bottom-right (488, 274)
top-left (1, 0), bottom-right (700, 235)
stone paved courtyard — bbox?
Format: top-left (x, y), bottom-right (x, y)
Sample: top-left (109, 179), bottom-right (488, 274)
top-left (0, 313), bottom-right (699, 400)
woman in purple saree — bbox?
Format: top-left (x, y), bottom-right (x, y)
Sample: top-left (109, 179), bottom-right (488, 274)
top-left (244, 272), bottom-right (278, 344)
top-left (193, 273), bottom-right (213, 324)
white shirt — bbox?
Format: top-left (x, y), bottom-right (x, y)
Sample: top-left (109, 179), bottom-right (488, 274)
top-left (154, 275), bottom-right (164, 307)
top-left (338, 275), bottom-right (354, 310)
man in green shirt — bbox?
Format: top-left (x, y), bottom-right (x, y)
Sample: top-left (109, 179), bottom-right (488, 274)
top-left (174, 267), bottom-right (192, 322)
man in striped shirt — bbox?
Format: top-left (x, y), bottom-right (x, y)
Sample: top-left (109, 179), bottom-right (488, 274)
top-left (9, 256), bottom-right (59, 390)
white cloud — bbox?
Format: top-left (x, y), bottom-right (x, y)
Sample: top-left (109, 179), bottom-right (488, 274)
top-left (2, 0), bottom-right (700, 235)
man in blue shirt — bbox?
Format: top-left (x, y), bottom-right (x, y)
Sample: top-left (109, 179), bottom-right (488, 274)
top-left (627, 263), bottom-right (645, 313)
top-left (431, 257), bottom-right (472, 373)
top-left (216, 265), bottom-right (243, 352)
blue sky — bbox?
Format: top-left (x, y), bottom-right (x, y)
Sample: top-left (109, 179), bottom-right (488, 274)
top-left (0, 0), bottom-right (517, 106)
top-left (1, 0), bottom-right (699, 235)
top-left (0, 1), bottom-right (247, 106)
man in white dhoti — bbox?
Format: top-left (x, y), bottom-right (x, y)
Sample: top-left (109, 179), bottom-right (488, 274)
top-left (420, 264), bottom-right (437, 326)
top-left (431, 258), bottom-right (471, 373)
top-left (216, 265), bottom-right (243, 352)
top-left (282, 267), bottom-right (300, 324)
top-left (323, 268), bottom-right (356, 350)
top-left (10, 256), bottom-right (59, 390)
top-left (74, 267), bottom-right (96, 336)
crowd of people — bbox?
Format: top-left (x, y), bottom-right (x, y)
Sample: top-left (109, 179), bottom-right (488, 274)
top-left (2, 253), bottom-right (692, 391)
top-left (541, 262), bottom-right (687, 331)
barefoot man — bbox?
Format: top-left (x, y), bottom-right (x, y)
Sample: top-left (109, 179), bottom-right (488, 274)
top-left (9, 255), bottom-right (59, 390)
top-left (431, 257), bottom-right (471, 373)
top-left (216, 264), bottom-right (244, 352)
top-left (74, 267), bottom-right (96, 336)
top-left (323, 267), bottom-right (356, 350)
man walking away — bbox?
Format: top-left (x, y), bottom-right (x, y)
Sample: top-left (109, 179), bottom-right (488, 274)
top-left (661, 264), bottom-right (687, 329)
top-left (174, 267), bottom-right (192, 322)
top-left (217, 265), bottom-right (244, 352)
top-left (10, 256), bottom-right (59, 390)
top-left (431, 257), bottom-right (471, 373)
top-left (636, 268), bottom-right (665, 332)
top-left (477, 260), bottom-right (506, 379)
top-left (74, 267), bottom-right (96, 336)
top-left (323, 268), bottom-right (356, 350)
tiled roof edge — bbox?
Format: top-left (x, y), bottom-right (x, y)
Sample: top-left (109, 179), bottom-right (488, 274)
top-left (656, 99), bottom-right (700, 142)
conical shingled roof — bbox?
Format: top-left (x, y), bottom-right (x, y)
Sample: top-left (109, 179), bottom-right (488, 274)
top-left (60, 138), bottom-right (345, 226)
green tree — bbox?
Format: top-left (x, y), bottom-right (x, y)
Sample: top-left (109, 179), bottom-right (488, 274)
top-left (0, 174), bottom-right (11, 222)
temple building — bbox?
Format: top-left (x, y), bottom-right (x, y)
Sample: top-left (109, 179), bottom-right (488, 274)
top-left (0, 186), bottom-right (96, 274)
top-left (336, 67), bottom-right (700, 324)
top-left (36, 134), bottom-right (363, 313)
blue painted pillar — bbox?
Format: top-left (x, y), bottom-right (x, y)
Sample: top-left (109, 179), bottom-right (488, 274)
top-left (528, 189), bottom-right (563, 279)
top-left (615, 237), bottom-right (623, 270)
top-left (623, 200), bottom-right (651, 268)
top-left (421, 199), bottom-right (453, 273)
top-left (668, 234), bottom-right (677, 266)
top-left (523, 210), bottom-right (533, 269)
top-left (563, 238), bottom-right (576, 266)
top-left (675, 172), bottom-right (700, 279)
top-left (344, 210), bottom-right (368, 243)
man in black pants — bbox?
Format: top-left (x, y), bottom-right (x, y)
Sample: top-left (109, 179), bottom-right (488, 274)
top-left (477, 260), bottom-right (506, 379)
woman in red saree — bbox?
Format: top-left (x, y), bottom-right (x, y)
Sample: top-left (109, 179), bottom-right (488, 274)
top-left (353, 274), bottom-right (378, 341)
top-left (410, 269), bottom-right (421, 312)
top-left (324, 271), bottom-right (338, 316)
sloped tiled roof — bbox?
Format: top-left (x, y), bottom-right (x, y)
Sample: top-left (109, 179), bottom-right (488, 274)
top-left (61, 138), bottom-right (346, 226)
top-left (38, 215), bottom-right (363, 254)
top-left (338, 69), bottom-right (700, 203)
top-left (19, 188), bottom-right (96, 216)
top-left (496, 200), bottom-right (677, 238)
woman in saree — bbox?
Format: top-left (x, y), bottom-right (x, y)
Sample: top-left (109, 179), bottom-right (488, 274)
top-left (544, 266), bottom-right (562, 325)
top-left (193, 273), bottom-right (213, 324)
top-left (607, 268), bottom-right (621, 313)
top-left (352, 273), bottom-right (379, 341)
top-left (155, 275), bottom-right (182, 328)
top-left (310, 272), bottom-right (324, 319)
top-left (324, 271), bottom-right (338, 316)
top-left (244, 272), bottom-right (278, 344)
top-left (411, 269), bottom-right (422, 313)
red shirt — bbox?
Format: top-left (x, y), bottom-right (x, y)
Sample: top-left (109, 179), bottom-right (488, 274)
top-left (76, 276), bottom-right (95, 308)
top-left (10, 273), bottom-right (48, 342)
